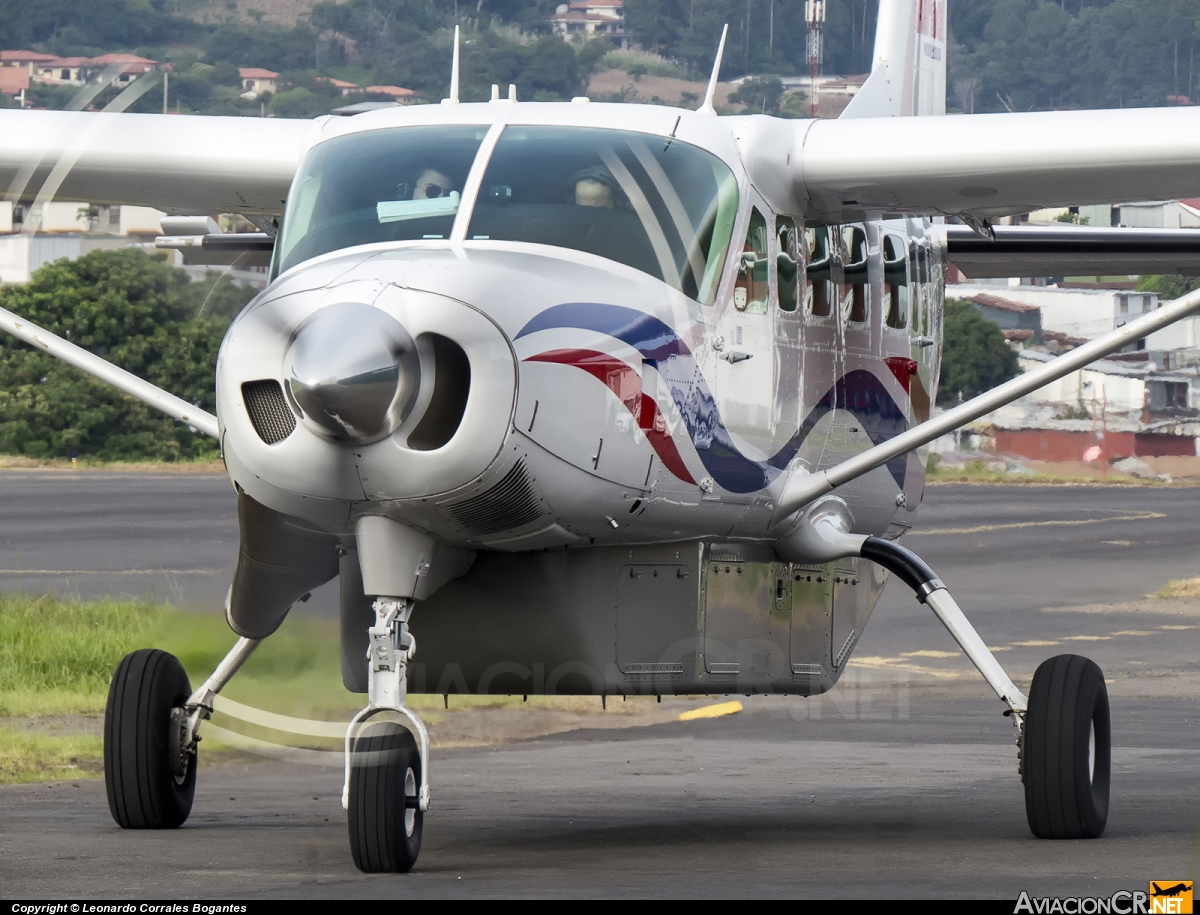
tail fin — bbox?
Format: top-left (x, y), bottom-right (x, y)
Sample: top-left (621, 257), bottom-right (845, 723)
top-left (839, 0), bottom-right (945, 119)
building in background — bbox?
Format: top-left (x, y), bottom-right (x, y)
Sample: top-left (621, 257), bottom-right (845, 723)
top-left (0, 200), bottom-right (266, 290)
top-left (551, 1), bottom-right (629, 49)
top-left (364, 85), bottom-right (415, 103)
top-left (238, 68), bottom-right (278, 99)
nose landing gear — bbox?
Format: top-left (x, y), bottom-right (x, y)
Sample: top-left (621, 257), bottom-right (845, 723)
top-left (342, 595), bottom-right (430, 873)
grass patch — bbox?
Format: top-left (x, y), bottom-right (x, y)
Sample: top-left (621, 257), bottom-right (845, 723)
top-left (599, 52), bottom-right (691, 80)
top-left (1154, 577), bottom-right (1200, 599)
top-left (0, 593), bottom-right (163, 717)
top-left (0, 454), bottom-right (225, 472)
top-left (0, 727), bottom-right (103, 783)
top-left (0, 592), bottom-right (358, 720)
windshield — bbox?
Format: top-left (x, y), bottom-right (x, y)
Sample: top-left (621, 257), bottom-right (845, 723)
top-left (466, 126), bottom-right (738, 304)
top-left (274, 125), bottom-right (487, 275)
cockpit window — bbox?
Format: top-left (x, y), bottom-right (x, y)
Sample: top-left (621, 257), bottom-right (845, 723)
top-left (274, 125), bottom-right (487, 276)
top-left (466, 126), bottom-right (739, 304)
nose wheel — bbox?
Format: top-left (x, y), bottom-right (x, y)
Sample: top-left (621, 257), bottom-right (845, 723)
top-left (1022, 654), bottom-right (1111, 839)
top-left (348, 720), bottom-right (424, 872)
top-left (342, 594), bottom-right (431, 873)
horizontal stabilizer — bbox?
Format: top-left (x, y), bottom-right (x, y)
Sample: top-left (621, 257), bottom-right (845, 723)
top-left (941, 225), bottom-right (1200, 278)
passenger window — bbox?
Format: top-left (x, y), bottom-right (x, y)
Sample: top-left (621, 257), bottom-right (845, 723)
top-left (776, 217), bottom-right (800, 312)
top-left (883, 234), bottom-right (908, 329)
top-left (841, 225), bottom-right (868, 324)
top-left (804, 226), bottom-right (833, 318)
top-left (734, 208), bottom-right (769, 313)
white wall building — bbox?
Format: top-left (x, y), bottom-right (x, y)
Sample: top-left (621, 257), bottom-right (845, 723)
top-left (0, 202), bottom-right (168, 285)
top-left (951, 282), bottom-right (1157, 341)
top-left (551, 1), bottom-right (629, 48)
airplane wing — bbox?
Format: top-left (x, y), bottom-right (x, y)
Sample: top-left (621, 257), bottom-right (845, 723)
top-left (940, 225), bottom-right (1200, 278)
top-left (793, 107), bottom-right (1200, 225)
top-left (0, 110), bottom-right (317, 216)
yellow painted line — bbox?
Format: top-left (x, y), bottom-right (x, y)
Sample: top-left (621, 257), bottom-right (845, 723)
top-left (1160, 624), bottom-right (1197, 631)
top-left (901, 649), bottom-right (959, 659)
top-left (1110, 630), bottom-right (1157, 637)
top-left (910, 510), bottom-right (1164, 537)
top-left (679, 700), bottom-right (743, 721)
top-left (1012, 639), bottom-right (1060, 647)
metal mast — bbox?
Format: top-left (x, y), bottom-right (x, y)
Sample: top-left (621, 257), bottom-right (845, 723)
top-left (806, 0), bottom-right (826, 118)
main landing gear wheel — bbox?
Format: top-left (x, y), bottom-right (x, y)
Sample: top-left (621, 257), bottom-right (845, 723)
top-left (1023, 654), bottom-right (1111, 839)
top-left (104, 648), bottom-right (196, 829)
top-left (348, 720), bottom-right (423, 872)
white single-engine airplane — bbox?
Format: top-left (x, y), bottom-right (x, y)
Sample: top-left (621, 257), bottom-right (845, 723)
top-left (5, 1), bottom-right (1200, 873)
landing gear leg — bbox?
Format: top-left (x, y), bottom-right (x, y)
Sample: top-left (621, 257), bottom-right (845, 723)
top-left (858, 536), bottom-right (1109, 839)
top-left (343, 596), bottom-right (430, 873)
top-left (104, 636), bottom-right (260, 829)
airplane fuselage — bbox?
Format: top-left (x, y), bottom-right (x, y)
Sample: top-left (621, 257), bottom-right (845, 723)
top-left (215, 101), bottom-right (947, 696)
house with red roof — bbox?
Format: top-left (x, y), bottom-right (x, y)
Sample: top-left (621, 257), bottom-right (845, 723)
top-left (317, 77), bottom-right (359, 96)
top-left (1, 50), bottom-right (58, 75)
top-left (239, 67), bottom-right (279, 98)
top-left (365, 85), bottom-right (415, 102)
top-left (89, 53), bottom-right (158, 83)
top-left (34, 57), bottom-right (91, 85)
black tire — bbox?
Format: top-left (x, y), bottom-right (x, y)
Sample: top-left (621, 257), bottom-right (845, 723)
top-left (104, 648), bottom-right (196, 829)
top-left (1023, 654), bottom-right (1110, 839)
top-left (348, 720), bottom-right (423, 873)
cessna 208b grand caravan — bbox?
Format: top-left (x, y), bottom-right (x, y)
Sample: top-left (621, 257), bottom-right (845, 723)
top-left (5, 0), bottom-right (1200, 873)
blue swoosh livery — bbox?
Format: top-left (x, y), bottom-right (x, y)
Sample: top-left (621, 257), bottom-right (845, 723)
top-left (516, 303), bottom-right (909, 493)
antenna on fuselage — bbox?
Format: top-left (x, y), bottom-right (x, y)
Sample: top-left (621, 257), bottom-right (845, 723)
top-left (698, 24), bottom-right (728, 116)
top-left (442, 25), bottom-right (461, 105)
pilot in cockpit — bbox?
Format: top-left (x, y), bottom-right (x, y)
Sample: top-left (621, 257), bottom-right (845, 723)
top-left (570, 166), bottom-right (625, 209)
top-left (412, 168), bottom-right (457, 200)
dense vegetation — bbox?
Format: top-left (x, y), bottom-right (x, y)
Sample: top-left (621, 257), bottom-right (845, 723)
top-left (6, 0), bottom-right (1200, 116)
top-left (938, 299), bottom-right (1022, 406)
top-left (0, 249), bottom-right (253, 461)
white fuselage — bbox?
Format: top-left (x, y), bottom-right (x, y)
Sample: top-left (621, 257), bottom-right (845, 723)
top-left (216, 101), bottom-right (945, 556)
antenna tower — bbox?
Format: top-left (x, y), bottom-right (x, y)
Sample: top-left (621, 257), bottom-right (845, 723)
top-left (806, 0), bottom-right (826, 118)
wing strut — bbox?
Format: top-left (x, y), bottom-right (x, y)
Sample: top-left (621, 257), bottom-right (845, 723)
top-left (0, 304), bottom-right (219, 439)
top-left (772, 284), bottom-right (1200, 523)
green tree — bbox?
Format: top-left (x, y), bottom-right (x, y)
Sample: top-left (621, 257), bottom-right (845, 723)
top-left (937, 299), bottom-right (1021, 405)
top-left (1136, 274), bottom-right (1200, 300)
top-left (730, 75), bottom-right (784, 114)
top-left (0, 249), bottom-right (254, 461)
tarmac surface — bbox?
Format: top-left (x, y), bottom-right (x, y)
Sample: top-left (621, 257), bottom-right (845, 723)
top-left (1, 474), bottom-right (1198, 897)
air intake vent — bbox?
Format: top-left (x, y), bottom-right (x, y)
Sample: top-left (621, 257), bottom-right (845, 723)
top-left (445, 461), bottom-right (545, 536)
top-left (242, 380), bottom-right (296, 444)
